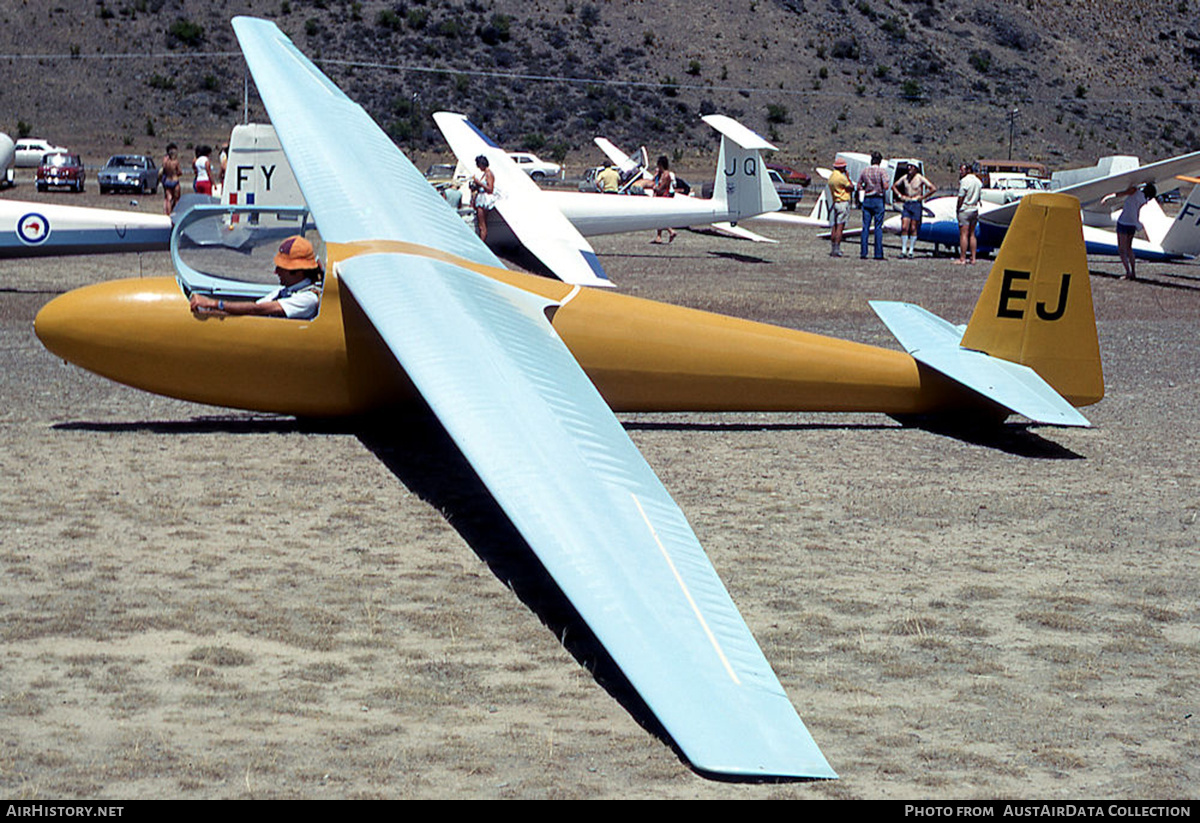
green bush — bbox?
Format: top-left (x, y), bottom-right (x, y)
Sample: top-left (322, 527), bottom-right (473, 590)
top-left (168, 18), bottom-right (204, 47)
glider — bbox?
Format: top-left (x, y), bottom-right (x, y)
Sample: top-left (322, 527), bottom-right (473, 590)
top-left (882, 151), bottom-right (1200, 260)
top-left (434, 111), bottom-right (782, 285)
top-left (0, 124), bottom-right (306, 258)
top-left (33, 18), bottom-right (1105, 781)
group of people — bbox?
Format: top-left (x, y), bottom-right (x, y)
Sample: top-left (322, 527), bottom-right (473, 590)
top-left (828, 154), bottom-right (1158, 273)
top-left (825, 152), bottom-right (938, 260)
top-left (160, 142), bottom-right (228, 215)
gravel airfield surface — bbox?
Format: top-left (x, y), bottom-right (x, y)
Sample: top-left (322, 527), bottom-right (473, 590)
top-left (1, 185), bottom-right (1197, 799)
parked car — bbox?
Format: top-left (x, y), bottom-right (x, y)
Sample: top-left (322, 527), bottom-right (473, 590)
top-left (98, 154), bottom-right (158, 194)
top-left (507, 152), bottom-right (561, 181)
top-left (768, 169), bottom-right (804, 211)
top-left (36, 152), bottom-right (86, 192)
top-left (424, 163), bottom-right (457, 181)
top-left (767, 162), bottom-right (811, 187)
top-left (578, 165), bottom-right (603, 192)
top-left (0, 133), bottom-right (14, 187)
top-left (15, 139), bottom-right (68, 168)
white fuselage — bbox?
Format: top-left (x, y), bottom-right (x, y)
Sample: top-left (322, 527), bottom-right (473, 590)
top-left (546, 191), bottom-right (732, 236)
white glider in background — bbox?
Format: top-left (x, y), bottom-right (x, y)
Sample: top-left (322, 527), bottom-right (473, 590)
top-left (0, 124), bottom-right (314, 258)
top-left (434, 111), bottom-right (614, 288)
top-left (435, 112), bottom-right (784, 283)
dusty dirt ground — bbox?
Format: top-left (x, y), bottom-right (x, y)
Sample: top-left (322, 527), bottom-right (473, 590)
top-left (0, 184), bottom-right (1197, 799)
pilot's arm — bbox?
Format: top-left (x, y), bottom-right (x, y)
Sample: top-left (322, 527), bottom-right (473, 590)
top-left (190, 293), bottom-right (286, 317)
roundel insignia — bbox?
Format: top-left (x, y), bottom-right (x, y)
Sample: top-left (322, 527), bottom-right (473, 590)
top-left (17, 212), bottom-right (50, 245)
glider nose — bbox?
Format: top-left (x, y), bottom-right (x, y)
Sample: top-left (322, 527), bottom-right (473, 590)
top-left (35, 278), bottom-right (181, 373)
top-left (882, 214), bottom-right (902, 234)
top-left (35, 288), bottom-right (95, 364)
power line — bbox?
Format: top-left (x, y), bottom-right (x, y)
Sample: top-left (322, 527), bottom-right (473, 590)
top-left (2, 50), bottom-right (1198, 106)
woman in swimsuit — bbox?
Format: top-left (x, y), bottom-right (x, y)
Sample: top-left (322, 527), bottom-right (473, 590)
top-left (161, 143), bottom-right (182, 215)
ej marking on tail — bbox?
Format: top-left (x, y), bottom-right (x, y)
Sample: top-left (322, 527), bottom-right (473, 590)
top-left (997, 269), bottom-right (1071, 321)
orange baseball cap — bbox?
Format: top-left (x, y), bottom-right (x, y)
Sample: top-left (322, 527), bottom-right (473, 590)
top-left (833, 158), bottom-right (847, 168)
top-left (274, 235), bottom-right (319, 270)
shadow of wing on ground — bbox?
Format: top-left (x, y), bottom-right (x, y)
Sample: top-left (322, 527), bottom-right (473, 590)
top-left (354, 408), bottom-right (685, 765)
top-left (622, 419), bottom-right (898, 434)
top-left (53, 413), bottom-right (358, 436)
top-left (889, 414), bottom-right (1086, 459)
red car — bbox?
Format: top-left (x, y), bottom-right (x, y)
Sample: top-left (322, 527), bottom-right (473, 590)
top-left (767, 162), bottom-right (811, 187)
top-left (37, 152), bottom-right (86, 193)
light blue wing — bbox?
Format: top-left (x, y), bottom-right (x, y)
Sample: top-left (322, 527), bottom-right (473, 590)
top-left (232, 16), bottom-right (834, 778)
top-left (870, 300), bottom-right (1090, 427)
top-left (232, 18), bottom-right (502, 267)
top-left (340, 252), bottom-right (835, 777)
top-left (433, 111), bottom-right (613, 288)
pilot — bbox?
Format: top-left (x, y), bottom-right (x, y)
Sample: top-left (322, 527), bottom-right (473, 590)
top-left (189, 236), bottom-right (322, 320)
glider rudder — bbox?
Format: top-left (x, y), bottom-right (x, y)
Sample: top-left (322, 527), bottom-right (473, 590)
top-left (959, 192), bottom-right (1104, 406)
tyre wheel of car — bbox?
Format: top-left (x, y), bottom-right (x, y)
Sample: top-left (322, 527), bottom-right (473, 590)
top-left (531, 172), bottom-right (544, 181)
top-left (785, 202), bottom-right (797, 211)
top-left (37, 183), bottom-right (45, 192)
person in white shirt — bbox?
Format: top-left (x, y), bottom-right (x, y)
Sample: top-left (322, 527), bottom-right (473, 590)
top-left (1107, 182), bottom-right (1156, 280)
top-left (955, 164), bottom-right (983, 265)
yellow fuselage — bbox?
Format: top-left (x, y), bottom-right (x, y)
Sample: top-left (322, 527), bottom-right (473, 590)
top-left (35, 244), bottom-right (969, 418)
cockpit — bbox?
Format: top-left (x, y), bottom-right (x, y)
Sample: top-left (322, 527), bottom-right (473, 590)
top-left (172, 203), bottom-right (325, 320)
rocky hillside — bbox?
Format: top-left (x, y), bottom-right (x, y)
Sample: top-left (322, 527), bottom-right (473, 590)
top-left (2, 0), bottom-right (1195, 183)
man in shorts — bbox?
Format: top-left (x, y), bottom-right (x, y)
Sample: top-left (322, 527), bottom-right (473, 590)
top-left (891, 163), bottom-right (935, 258)
top-left (827, 157), bottom-right (855, 257)
top-left (955, 163), bottom-right (983, 265)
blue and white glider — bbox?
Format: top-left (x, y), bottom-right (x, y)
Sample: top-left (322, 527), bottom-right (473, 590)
top-left (232, 17), bottom-right (835, 780)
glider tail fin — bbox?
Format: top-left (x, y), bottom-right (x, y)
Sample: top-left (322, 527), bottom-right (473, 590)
top-left (702, 115), bottom-right (781, 218)
top-left (1157, 184), bottom-right (1200, 256)
top-left (960, 192), bottom-right (1104, 406)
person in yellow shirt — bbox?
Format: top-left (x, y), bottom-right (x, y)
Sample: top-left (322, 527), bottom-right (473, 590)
top-left (826, 157), bottom-right (855, 257)
top-left (596, 162), bottom-right (620, 193)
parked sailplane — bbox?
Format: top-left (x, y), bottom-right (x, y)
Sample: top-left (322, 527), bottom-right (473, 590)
top-left (0, 123), bottom-right (305, 257)
top-left (36, 18), bottom-right (1107, 780)
top-left (434, 111), bottom-right (783, 285)
top-left (879, 151), bottom-right (1200, 259)
top-left (586, 132), bottom-right (783, 243)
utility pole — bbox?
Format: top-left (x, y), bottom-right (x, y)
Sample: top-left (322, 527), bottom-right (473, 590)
top-left (1008, 107), bottom-right (1019, 160)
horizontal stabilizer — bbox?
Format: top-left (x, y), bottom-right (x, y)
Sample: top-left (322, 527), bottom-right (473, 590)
top-left (708, 221), bottom-right (778, 242)
top-left (700, 115), bottom-right (776, 150)
top-left (870, 300), bottom-right (1090, 427)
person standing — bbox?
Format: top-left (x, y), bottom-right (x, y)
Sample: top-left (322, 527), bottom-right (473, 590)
top-left (955, 163), bottom-right (983, 265)
top-left (193, 145), bottom-right (213, 195)
top-left (826, 157), bottom-right (855, 257)
top-left (857, 151), bottom-right (888, 260)
top-left (891, 163), bottom-right (936, 258)
top-left (1109, 182), bottom-right (1156, 280)
top-left (469, 155), bottom-right (497, 242)
top-left (160, 142), bottom-right (182, 215)
top-left (650, 155), bottom-right (677, 243)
